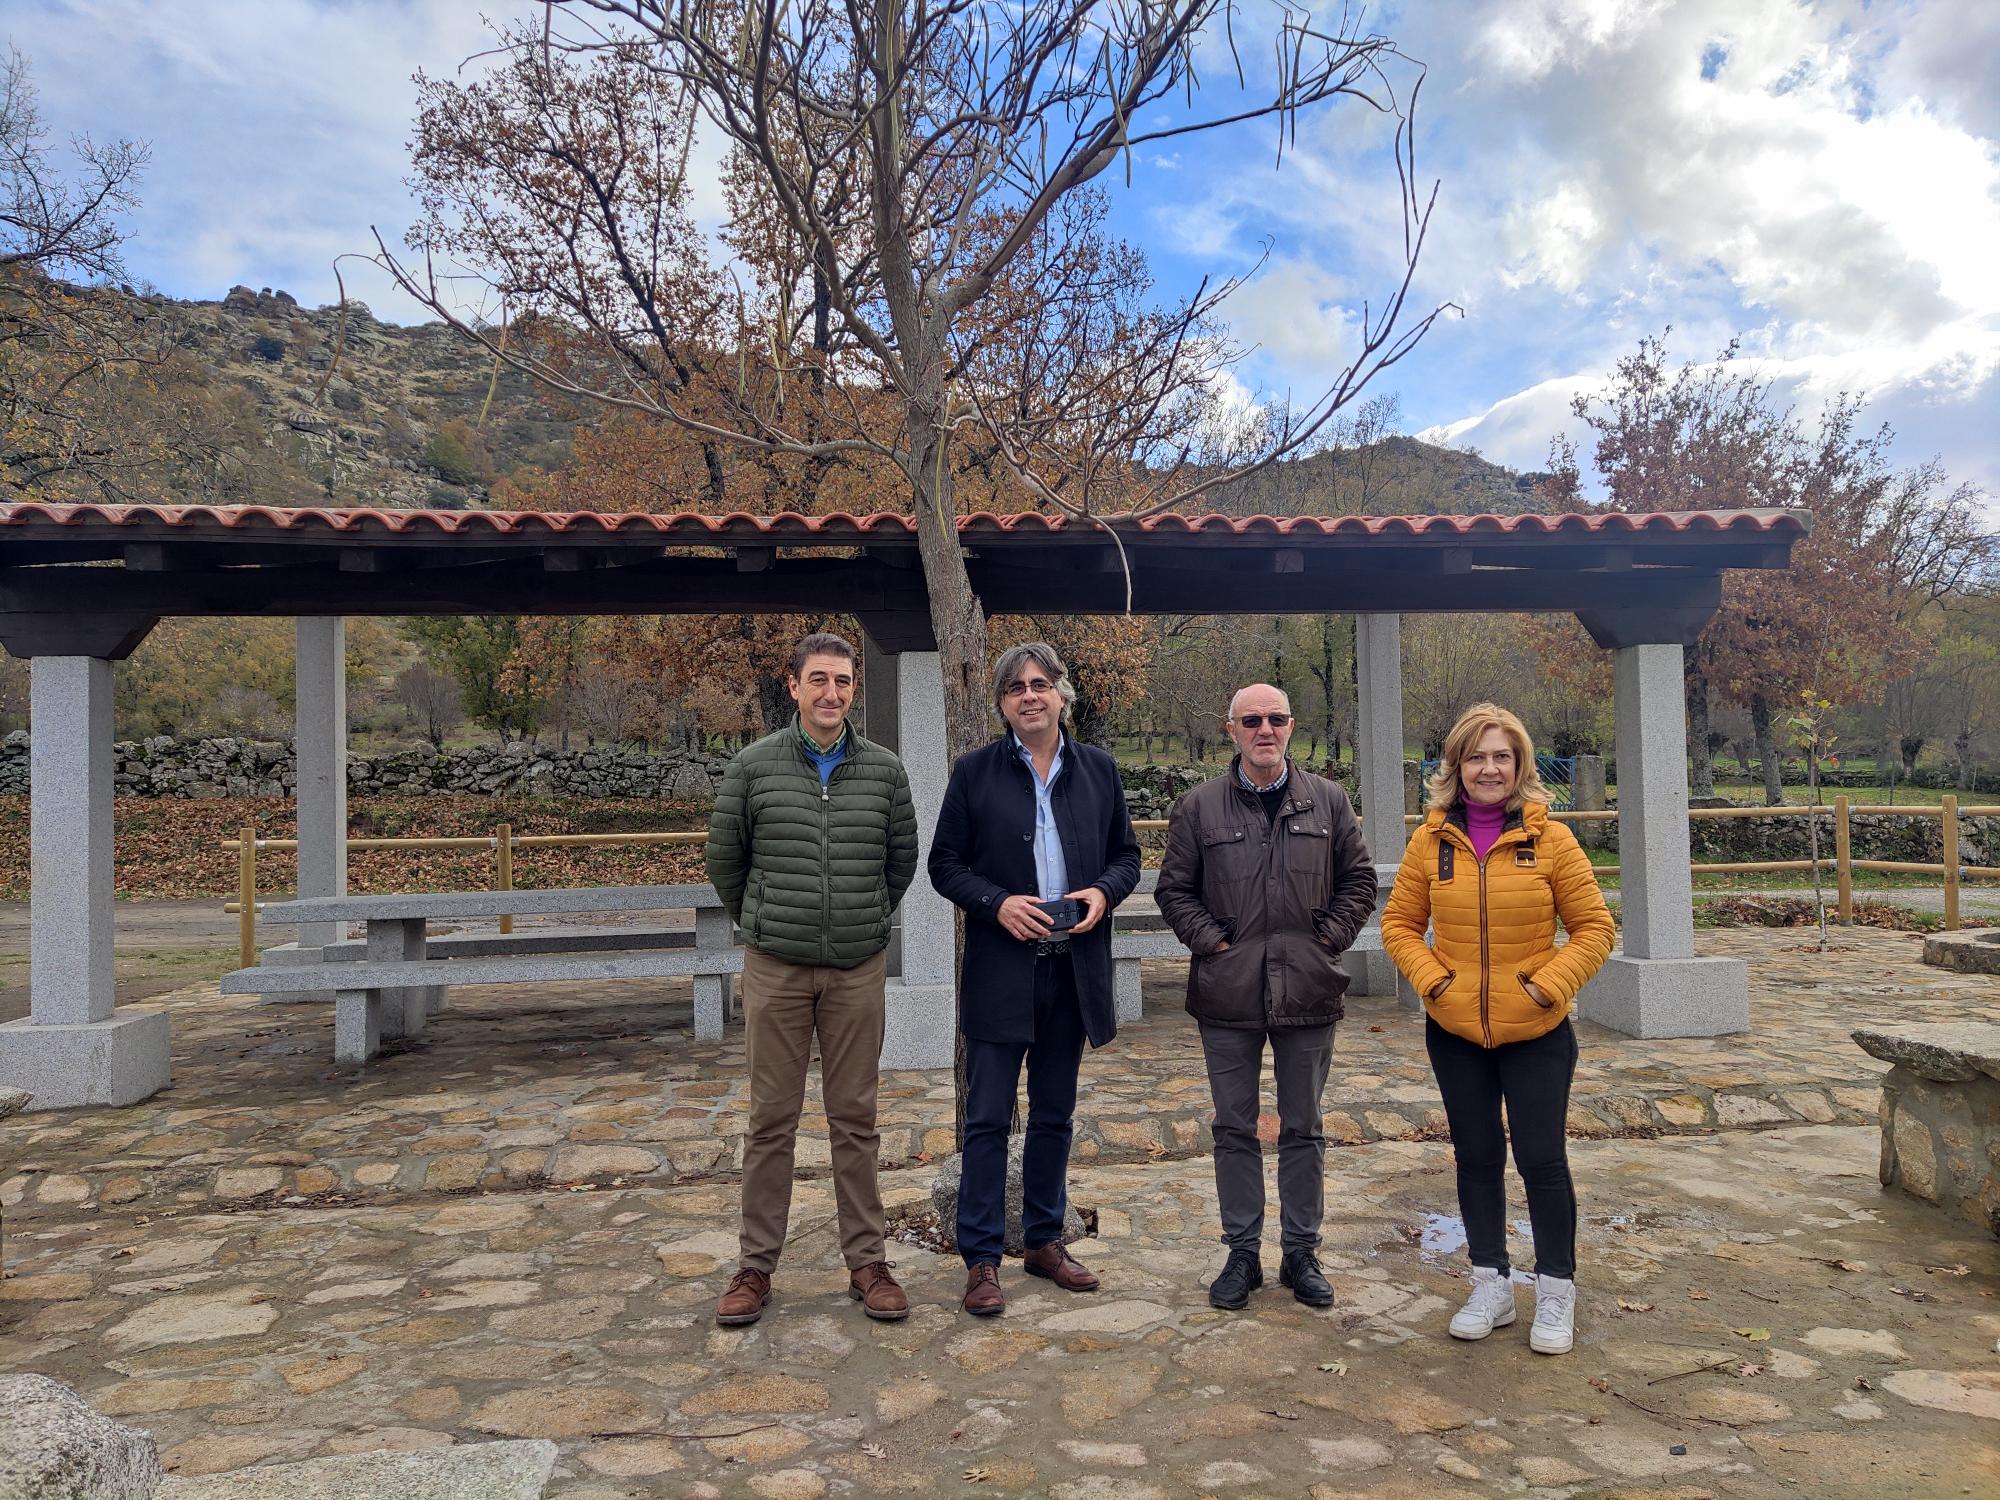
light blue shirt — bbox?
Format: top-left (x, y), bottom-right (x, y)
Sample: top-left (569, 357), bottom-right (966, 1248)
top-left (1014, 734), bottom-right (1068, 901)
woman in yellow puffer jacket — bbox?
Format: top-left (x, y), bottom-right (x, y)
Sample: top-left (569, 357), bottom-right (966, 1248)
top-left (1381, 703), bottom-right (1614, 1357)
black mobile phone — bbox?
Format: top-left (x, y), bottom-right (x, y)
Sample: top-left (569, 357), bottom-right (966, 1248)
top-left (1034, 897), bottom-right (1083, 932)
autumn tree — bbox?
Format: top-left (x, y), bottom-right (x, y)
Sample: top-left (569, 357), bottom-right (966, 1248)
top-left (1542, 335), bottom-right (1989, 804)
top-left (404, 616), bottom-right (548, 740)
top-left (380, 1), bottom-right (1444, 768)
top-left (394, 661), bottom-right (464, 749)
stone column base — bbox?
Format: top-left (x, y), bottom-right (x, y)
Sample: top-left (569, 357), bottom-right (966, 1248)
top-left (881, 981), bottom-right (955, 1069)
top-left (1578, 952), bottom-right (1749, 1038)
top-left (1343, 931), bottom-right (1401, 999)
top-left (0, 1009), bottom-right (171, 1109)
top-left (1113, 961), bottom-right (1144, 1024)
top-left (1397, 968), bottom-right (1424, 1012)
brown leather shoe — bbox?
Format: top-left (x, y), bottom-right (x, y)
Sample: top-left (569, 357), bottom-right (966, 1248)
top-left (715, 1266), bottom-right (771, 1326)
top-left (1024, 1240), bottom-right (1100, 1292)
top-left (849, 1261), bottom-right (910, 1321)
top-left (962, 1262), bottom-right (1005, 1317)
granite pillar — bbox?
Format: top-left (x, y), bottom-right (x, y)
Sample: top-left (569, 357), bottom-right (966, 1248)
top-left (1348, 613), bottom-right (1406, 996)
top-left (1579, 642), bottom-right (1748, 1036)
top-left (0, 656), bottom-right (170, 1108)
top-left (293, 617), bottom-right (348, 958)
top-left (862, 640), bottom-right (955, 1069)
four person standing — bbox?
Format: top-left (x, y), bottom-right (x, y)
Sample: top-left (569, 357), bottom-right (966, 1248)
top-left (1380, 703), bottom-right (1616, 1354)
top-left (705, 632), bottom-right (919, 1327)
top-left (927, 643), bottom-right (1141, 1315)
top-left (1155, 683), bottom-right (1378, 1311)
top-left (709, 634), bottom-right (1615, 1357)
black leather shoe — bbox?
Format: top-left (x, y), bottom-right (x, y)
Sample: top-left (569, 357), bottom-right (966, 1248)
top-left (1208, 1248), bottom-right (1263, 1310)
top-left (1280, 1248), bottom-right (1335, 1308)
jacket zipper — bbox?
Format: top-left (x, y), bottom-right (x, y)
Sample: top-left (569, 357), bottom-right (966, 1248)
top-left (1476, 845), bottom-right (1492, 1048)
top-left (820, 767), bottom-right (835, 966)
top-left (1460, 820), bottom-right (1525, 1049)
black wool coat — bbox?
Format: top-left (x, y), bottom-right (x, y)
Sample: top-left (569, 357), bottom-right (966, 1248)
top-left (927, 731), bottom-right (1142, 1048)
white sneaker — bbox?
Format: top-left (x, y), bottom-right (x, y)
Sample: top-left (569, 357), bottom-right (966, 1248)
top-left (1448, 1264), bottom-right (1516, 1340)
top-left (1530, 1274), bottom-right (1576, 1354)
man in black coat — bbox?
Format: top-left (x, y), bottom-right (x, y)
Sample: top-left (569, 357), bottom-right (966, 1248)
top-left (929, 642), bottom-right (1141, 1316)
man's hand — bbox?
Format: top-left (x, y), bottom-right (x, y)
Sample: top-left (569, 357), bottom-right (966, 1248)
top-left (998, 894), bottom-right (1056, 943)
top-left (1064, 887), bottom-right (1109, 935)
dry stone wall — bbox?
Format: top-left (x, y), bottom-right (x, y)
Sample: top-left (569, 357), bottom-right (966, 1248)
top-left (0, 733), bottom-right (724, 800)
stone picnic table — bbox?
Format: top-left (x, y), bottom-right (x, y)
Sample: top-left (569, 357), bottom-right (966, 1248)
top-left (224, 886), bottom-right (740, 1063)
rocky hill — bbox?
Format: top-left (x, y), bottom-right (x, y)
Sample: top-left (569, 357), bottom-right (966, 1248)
top-left (82, 283), bottom-right (1542, 518)
top-left (163, 285), bottom-right (571, 510)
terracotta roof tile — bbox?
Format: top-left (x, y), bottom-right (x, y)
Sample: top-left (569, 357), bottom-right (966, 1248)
top-left (0, 502), bottom-right (1808, 538)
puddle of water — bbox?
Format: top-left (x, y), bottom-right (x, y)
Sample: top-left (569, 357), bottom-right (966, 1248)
top-left (1418, 1213), bottom-right (1537, 1283)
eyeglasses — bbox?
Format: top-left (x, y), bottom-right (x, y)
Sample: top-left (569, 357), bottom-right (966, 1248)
top-left (1233, 712), bottom-right (1292, 729)
top-left (1003, 678), bottom-right (1057, 699)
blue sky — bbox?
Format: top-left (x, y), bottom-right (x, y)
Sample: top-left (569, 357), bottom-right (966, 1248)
top-left (11, 0), bottom-right (1998, 504)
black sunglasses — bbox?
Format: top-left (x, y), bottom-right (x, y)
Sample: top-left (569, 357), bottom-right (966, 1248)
top-left (1234, 712), bottom-right (1292, 729)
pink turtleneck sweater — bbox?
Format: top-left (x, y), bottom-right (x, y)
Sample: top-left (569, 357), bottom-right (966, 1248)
top-left (1466, 799), bottom-right (1506, 862)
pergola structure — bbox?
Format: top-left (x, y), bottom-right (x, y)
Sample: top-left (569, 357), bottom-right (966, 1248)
top-left (0, 502), bottom-right (1804, 1108)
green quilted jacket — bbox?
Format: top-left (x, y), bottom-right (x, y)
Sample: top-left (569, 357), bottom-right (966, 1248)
top-left (704, 724), bottom-right (919, 968)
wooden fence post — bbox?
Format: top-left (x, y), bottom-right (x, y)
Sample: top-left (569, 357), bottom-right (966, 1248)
top-left (496, 822), bottom-right (514, 935)
top-left (1834, 796), bottom-right (1852, 924)
top-left (1942, 794), bottom-right (1960, 931)
top-left (238, 825), bottom-right (258, 970)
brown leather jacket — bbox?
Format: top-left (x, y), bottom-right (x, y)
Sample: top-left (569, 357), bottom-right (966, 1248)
top-left (1156, 759), bottom-right (1378, 1028)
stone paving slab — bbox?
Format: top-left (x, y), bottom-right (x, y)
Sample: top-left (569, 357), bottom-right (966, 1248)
top-left (5, 930), bottom-right (1989, 1222)
top-left (2, 1125), bottom-right (1996, 1498)
top-left (154, 1438), bottom-right (558, 1498)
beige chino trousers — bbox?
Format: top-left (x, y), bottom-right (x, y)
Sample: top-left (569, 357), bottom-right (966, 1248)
top-left (736, 946), bottom-right (888, 1273)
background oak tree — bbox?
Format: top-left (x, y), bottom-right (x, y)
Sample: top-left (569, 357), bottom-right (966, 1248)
top-left (380, 0), bottom-right (1446, 767)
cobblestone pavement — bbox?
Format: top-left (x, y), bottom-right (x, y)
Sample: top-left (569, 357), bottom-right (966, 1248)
top-left (3, 1125), bottom-right (1996, 1498)
top-left (1, 928), bottom-right (1997, 1497)
top-left (0, 930), bottom-right (1981, 1218)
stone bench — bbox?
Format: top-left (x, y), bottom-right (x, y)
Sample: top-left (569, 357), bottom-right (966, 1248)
top-left (223, 948), bottom-right (745, 1065)
top-left (1851, 1023), bottom-right (2000, 1238)
top-left (229, 884), bottom-right (741, 1065)
top-left (1919, 929), bottom-right (2000, 976)
top-left (262, 922), bottom-right (696, 967)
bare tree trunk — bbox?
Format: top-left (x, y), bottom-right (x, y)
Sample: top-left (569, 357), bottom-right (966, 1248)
top-left (1751, 694), bottom-right (1784, 805)
top-left (1686, 667), bottom-right (1715, 799)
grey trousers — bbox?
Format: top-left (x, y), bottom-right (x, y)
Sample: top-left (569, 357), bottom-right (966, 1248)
top-left (1199, 1020), bottom-right (1336, 1254)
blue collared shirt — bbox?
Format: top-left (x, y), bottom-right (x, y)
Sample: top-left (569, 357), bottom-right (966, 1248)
top-left (1014, 734), bottom-right (1068, 901)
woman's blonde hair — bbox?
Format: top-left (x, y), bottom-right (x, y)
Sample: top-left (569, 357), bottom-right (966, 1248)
top-left (1425, 702), bottom-right (1550, 812)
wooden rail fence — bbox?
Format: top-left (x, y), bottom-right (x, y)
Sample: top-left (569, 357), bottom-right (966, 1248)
top-left (220, 795), bottom-right (1996, 969)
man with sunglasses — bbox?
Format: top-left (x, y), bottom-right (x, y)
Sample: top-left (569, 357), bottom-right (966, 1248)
top-left (929, 642), bottom-right (1140, 1316)
top-left (1156, 683), bottom-right (1377, 1313)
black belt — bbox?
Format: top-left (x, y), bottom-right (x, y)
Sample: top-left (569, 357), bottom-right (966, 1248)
top-left (1034, 939), bottom-right (1072, 958)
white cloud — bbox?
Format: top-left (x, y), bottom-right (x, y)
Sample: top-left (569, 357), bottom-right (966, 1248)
top-left (1415, 375), bottom-right (1593, 472)
top-left (8, 0), bottom-right (505, 319)
top-left (1326, 0), bottom-right (1999, 504)
top-left (1221, 258), bottom-right (1362, 380)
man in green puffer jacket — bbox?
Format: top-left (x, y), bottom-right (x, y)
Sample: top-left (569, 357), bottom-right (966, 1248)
top-left (704, 632), bottom-right (919, 1328)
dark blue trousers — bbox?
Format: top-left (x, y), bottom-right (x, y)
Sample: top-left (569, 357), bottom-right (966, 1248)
top-left (957, 953), bottom-right (1087, 1265)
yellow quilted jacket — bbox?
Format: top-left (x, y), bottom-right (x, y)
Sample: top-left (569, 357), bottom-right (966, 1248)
top-left (1380, 799), bottom-right (1615, 1047)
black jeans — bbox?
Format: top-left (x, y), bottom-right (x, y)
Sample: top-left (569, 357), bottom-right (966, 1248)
top-left (957, 953), bottom-right (1087, 1265)
top-left (1425, 1015), bottom-right (1579, 1279)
